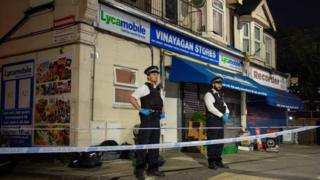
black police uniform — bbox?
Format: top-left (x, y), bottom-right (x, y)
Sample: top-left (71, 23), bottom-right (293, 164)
top-left (135, 82), bottom-right (163, 174)
top-left (205, 89), bottom-right (226, 164)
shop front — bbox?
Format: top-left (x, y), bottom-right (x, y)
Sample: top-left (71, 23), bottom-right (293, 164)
top-left (147, 21), bottom-right (275, 153)
top-left (168, 57), bottom-right (267, 151)
top-left (0, 2), bottom-right (304, 149)
top-left (147, 23), bottom-right (240, 149)
top-left (246, 65), bottom-right (304, 146)
top-left (93, 3), bottom-right (254, 147)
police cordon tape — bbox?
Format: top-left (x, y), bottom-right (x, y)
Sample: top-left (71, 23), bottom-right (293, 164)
top-left (0, 126), bottom-right (319, 155)
top-left (0, 126), bottom-right (314, 131)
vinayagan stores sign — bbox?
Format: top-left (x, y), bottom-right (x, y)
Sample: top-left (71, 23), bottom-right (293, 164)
top-left (250, 66), bottom-right (288, 91)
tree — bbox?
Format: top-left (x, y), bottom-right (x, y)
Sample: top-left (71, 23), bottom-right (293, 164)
top-left (277, 28), bottom-right (320, 106)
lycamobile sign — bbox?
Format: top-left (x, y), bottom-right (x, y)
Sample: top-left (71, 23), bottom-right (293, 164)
top-left (100, 11), bottom-right (146, 36)
top-left (98, 5), bottom-right (150, 43)
top-left (219, 52), bottom-right (242, 72)
top-left (3, 62), bottom-right (34, 81)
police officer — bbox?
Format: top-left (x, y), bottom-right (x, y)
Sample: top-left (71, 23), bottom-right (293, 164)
top-left (129, 65), bottom-right (165, 180)
top-left (204, 76), bottom-right (230, 169)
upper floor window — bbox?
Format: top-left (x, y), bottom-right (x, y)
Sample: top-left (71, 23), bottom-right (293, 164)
top-left (165, 0), bottom-right (178, 22)
top-left (254, 25), bottom-right (262, 57)
top-left (242, 22), bottom-right (250, 53)
top-left (240, 21), bottom-right (276, 67)
top-left (264, 34), bottom-right (275, 67)
top-left (212, 0), bottom-right (224, 37)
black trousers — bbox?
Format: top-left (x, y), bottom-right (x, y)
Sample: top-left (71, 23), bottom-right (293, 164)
top-left (135, 113), bottom-right (160, 173)
top-left (206, 115), bottom-right (224, 163)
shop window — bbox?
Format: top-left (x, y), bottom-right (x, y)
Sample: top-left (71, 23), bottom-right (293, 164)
top-left (212, 0), bottom-right (224, 37)
top-left (113, 66), bottom-right (138, 107)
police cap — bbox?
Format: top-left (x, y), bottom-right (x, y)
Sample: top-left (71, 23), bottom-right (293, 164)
top-left (211, 76), bottom-right (223, 84)
top-left (144, 65), bottom-right (160, 75)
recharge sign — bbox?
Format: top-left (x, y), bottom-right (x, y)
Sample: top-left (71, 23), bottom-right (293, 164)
top-left (98, 5), bottom-right (150, 43)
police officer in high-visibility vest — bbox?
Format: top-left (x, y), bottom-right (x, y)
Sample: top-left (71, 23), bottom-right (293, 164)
top-left (204, 76), bottom-right (230, 169)
top-left (129, 65), bottom-right (165, 180)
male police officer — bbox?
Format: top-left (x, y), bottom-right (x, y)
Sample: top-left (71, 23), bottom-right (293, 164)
top-left (129, 66), bottom-right (165, 180)
top-left (204, 76), bottom-right (230, 169)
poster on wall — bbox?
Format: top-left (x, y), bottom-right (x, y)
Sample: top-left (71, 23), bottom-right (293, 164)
top-left (34, 56), bottom-right (72, 146)
top-left (1, 60), bottom-right (34, 147)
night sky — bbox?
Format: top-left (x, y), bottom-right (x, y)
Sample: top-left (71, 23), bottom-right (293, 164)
top-left (267, 0), bottom-right (320, 30)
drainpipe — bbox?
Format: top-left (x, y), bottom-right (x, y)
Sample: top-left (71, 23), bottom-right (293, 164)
top-left (91, 45), bottom-right (97, 122)
top-left (241, 92), bottom-right (247, 129)
top-left (160, 49), bottom-right (165, 87)
top-left (159, 49), bottom-right (166, 152)
top-left (149, 45), bottom-right (154, 66)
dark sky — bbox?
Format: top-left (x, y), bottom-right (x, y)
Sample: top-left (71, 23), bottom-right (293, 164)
top-left (267, 0), bottom-right (320, 30)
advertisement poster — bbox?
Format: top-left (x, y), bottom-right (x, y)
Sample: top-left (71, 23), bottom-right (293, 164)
top-left (34, 56), bottom-right (72, 146)
top-left (1, 60), bottom-right (34, 147)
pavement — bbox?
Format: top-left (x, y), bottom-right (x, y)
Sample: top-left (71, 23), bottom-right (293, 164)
top-left (1, 144), bottom-right (320, 180)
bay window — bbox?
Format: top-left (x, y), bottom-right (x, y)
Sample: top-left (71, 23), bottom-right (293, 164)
top-left (264, 34), bottom-right (275, 67)
top-left (240, 21), bottom-right (276, 67)
top-left (254, 25), bottom-right (262, 57)
top-left (242, 22), bottom-right (250, 53)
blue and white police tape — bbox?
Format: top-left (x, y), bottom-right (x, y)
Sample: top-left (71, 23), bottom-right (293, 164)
top-left (0, 126), bottom-right (318, 155)
top-left (0, 126), bottom-right (315, 131)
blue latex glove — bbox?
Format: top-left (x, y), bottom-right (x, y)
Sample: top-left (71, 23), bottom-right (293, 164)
top-left (160, 112), bottom-right (165, 120)
top-left (223, 113), bottom-right (229, 122)
top-left (140, 108), bottom-right (152, 116)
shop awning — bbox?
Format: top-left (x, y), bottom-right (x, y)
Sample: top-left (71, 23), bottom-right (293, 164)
top-left (169, 56), bottom-right (267, 96)
top-left (264, 87), bottom-right (304, 110)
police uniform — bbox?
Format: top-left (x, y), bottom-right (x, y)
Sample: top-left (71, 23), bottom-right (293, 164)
top-left (131, 66), bottom-right (164, 178)
top-left (204, 77), bottom-right (229, 169)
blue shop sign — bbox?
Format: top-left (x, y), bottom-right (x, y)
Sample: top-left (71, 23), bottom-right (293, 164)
top-left (1, 60), bottom-right (34, 147)
top-left (150, 24), bottom-right (219, 65)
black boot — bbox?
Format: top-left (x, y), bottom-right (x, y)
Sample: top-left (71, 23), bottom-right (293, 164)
top-left (147, 170), bottom-right (165, 177)
top-left (215, 161), bottom-right (229, 168)
top-left (134, 169), bottom-right (145, 180)
top-left (208, 161), bottom-right (218, 169)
